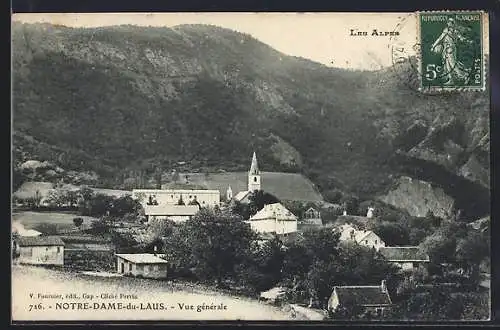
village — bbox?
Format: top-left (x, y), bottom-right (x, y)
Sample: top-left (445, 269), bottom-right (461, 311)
top-left (11, 152), bottom-right (490, 321)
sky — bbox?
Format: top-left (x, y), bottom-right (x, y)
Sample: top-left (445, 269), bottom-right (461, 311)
top-left (11, 12), bottom-right (487, 71)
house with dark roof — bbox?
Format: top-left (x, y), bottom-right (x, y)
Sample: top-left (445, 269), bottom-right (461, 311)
top-left (15, 236), bottom-right (65, 266)
top-left (116, 253), bottom-right (169, 279)
top-left (328, 280), bottom-right (392, 316)
top-left (378, 246), bottom-right (430, 271)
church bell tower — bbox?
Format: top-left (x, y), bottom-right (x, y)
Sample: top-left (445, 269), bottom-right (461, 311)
top-left (248, 151), bottom-right (261, 192)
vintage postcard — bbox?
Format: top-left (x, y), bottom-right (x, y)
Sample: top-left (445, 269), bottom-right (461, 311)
top-left (11, 12), bottom-right (491, 322)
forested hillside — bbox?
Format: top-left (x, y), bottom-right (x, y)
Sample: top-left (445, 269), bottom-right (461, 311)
top-left (11, 22), bottom-right (490, 219)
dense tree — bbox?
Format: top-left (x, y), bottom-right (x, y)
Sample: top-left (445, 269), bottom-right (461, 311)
top-left (420, 233), bottom-right (457, 264)
top-left (322, 189), bottom-right (343, 204)
top-left (368, 221), bottom-right (410, 246)
top-left (110, 195), bottom-right (142, 218)
top-left (163, 207), bottom-right (257, 287)
top-left (320, 207), bottom-right (342, 225)
top-left (281, 200), bottom-right (307, 220)
top-left (230, 200), bottom-right (251, 220)
top-left (46, 187), bottom-right (78, 208)
top-left (73, 217), bottom-right (84, 228)
top-left (110, 230), bottom-right (139, 253)
top-left (236, 235), bottom-right (286, 293)
top-left (389, 288), bottom-right (490, 321)
top-left (420, 221), bottom-right (468, 264)
top-left (282, 228), bottom-right (400, 308)
top-left (77, 186), bottom-right (95, 214)
top-left (455, 231), bottom-right (489, 282)
top-left (147, 218), bottom-right (175, 241)
top-left (89, 219), bottom-right (110, 234)
top-left (87, 193), bottom-right (115, 217)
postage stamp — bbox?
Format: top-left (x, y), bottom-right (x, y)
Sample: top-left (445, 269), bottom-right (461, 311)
top-left (418, 11), bottom-right (485, 92)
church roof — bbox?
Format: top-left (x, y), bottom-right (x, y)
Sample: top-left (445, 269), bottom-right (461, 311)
top-left (234, 190), bottom-right (251, 202)
top-left (249, 152), bottom-right (259, 175)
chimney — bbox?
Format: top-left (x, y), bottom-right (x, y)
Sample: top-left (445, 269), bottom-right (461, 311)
top-left (381, 280), bottom-right (387, 293)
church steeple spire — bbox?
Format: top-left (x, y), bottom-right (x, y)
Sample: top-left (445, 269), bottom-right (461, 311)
top-left (248, 151), bottom-right (261, 192)
top-left (249, 151), bottom-right (259, 175)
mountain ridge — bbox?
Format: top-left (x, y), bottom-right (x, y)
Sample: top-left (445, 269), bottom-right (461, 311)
top-left (11, 22), bottom-right (490, 219)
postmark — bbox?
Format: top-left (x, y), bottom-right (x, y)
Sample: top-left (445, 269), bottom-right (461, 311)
top-left (417, 11), bottom-right (485, 92)
top-left (388, 13), bottom-right (423, 92)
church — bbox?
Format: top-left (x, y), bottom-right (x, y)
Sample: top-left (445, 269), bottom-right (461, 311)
top-left (227, 151), bottom-right (261, 203)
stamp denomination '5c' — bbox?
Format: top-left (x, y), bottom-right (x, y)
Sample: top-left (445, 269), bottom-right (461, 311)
top-left (418, 11), bottom-right (485, 92)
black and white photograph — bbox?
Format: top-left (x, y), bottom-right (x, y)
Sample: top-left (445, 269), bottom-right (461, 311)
top-left (11, 12), bottom-right (491, 322)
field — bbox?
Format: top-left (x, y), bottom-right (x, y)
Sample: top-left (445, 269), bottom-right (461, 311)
top-left (164, 171), bottom-right (324, 202)
top-left (12, 211), bottom-right (98, 232)
top-left (12, 265), bottom-right (293, 321)
top-left (13, 181), bottom-right (132, 201)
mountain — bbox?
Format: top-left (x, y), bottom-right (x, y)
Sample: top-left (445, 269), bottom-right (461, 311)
top-left (11, 22), bottom-right (490, 219)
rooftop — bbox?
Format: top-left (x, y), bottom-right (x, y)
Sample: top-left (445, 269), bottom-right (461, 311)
top-left (115, 253), bottom-right (169, 264)
top-left (17, 236), bottom-right (65, 247)
top-left (354, 230), bottom-right (377, 242)
top-left (378, 246), bottom-right (430, 262)
top-left (234, 190), bottom-right (251, 202)
top-left (249, 203), bottom-right (297, 221)
top-left (133, 189), bottom-right (220, 194)
top-left (334, 285), bottom-right (391, 306)
top-left (144, 204), bottom-right (200, 216)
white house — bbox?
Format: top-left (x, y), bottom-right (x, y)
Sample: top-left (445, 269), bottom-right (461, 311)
top-left (143, 204), bottom-right (200, 223)
top-left (378, 247), bottom-right (430, 271)
top-left (116, 253), bottom-right (169, 279)
top-left (245, 203), bottom-right (297, 236)
top-left (336, 223), bottom-right (357, 240)
top-left (336, 224), bottom-right (385, 250)
top-left (328, 280), bottom-right (392, 316)
top-left (15, 236), bottom-right (65, 266)
top-left (354, 230), bottom-right (386, 251)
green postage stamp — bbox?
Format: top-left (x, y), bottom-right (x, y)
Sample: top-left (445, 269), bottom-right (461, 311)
top-left (418, 11), bottom-right (486, 92)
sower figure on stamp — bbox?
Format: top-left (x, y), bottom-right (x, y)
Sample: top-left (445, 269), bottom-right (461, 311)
top-left (430, 18), bottom-right (473, 85)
